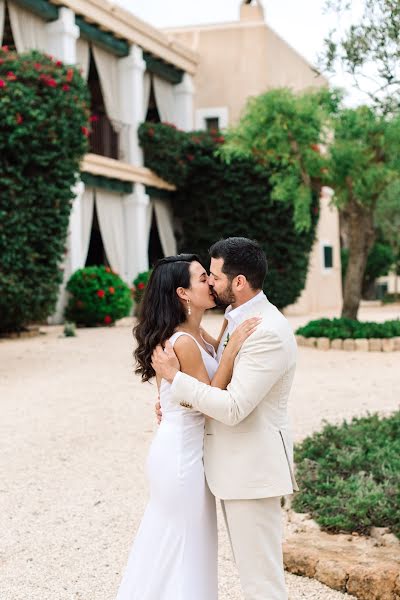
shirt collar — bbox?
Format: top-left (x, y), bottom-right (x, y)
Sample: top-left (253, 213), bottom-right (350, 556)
top-left (224, 291), bottom-right (265, 325)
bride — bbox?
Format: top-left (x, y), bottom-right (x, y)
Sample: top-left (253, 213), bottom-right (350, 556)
top-left (115, 254), bottom-right (259, 600)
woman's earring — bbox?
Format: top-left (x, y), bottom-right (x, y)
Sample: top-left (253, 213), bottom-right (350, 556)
top-left (187, 299), bottom-right (191, 316)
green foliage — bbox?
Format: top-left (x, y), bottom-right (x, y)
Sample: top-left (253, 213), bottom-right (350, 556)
top-left (376, 180), bottom-right (400, 267)
top-left (293, 412), bottom-right (400, 537)
top-left (221, 87), bottom-right (341, 232)
top-left (296, 317), bottom-right (400, 339)
top-left (65, 266), bottom-right (132, 326)
top-left (382, 293), bottom-right (400, 304)
top-left (321, 0), bottom-right (400, 113)
top-left (139, 122), bottom-right (318, 309)
top-left (132, 269), bottom-right (153, 305)
top-left (63, 322), bottom-right (76, 337)
top-left (0, 48), bottom-right (90, 333)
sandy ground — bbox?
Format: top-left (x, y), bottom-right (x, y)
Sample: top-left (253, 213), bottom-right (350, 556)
top-left (0, 304), bottom-right (399, 600)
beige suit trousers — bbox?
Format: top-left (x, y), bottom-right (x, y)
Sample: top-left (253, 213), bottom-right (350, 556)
top-left (221, 497), bottom-right (287, 600)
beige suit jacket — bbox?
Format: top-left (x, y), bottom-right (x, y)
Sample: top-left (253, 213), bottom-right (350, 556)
top-left (170, 294), bottom-right (299, 500)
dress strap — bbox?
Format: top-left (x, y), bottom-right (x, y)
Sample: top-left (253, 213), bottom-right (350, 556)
top-left (169, 331), bottom-right (201, 349)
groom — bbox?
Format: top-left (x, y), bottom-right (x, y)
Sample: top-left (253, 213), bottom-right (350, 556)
top-left (152, 237), bottom-right (298, 600)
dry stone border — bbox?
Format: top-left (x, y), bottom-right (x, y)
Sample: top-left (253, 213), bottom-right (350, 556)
top-left (296, 335), bottom-right (400, 352)
top-left (283, 510), bottom-right (400, 600)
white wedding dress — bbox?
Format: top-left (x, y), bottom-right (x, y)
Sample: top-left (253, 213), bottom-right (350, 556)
top-left (115, 331), bottom-right (219, 600)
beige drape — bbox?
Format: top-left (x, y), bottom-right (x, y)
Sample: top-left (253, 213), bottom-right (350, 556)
top-left (8, 3), bottom-right (47, 52)
top-left (153, 75), bottom-right (176, 124)
top-left (153, 198), bottom-right (177, 256)
top-left (95, 190), bottom-right (126, 276)
top-left (92, 44), bottom-right (122, 128)
top-left (76, 37), bottom-right (90, 80)
top-left (0, 0), bottom-right (5, 45)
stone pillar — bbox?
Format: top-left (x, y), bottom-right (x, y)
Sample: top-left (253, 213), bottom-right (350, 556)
top-left (118, 44), bottom-right (146, 165)
top-left (46, 7), bottom-right (79, 64)
top-left (123, 184), bottom-right (150, 283)
top-left (174, 73), bottom-right (194, 131)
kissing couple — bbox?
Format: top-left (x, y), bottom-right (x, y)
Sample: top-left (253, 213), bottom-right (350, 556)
top-left (115, 237), bottom-right (298, 600)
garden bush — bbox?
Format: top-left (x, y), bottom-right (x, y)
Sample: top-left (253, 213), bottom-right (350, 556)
top-left (0, 48), bottom-right (90, 333)
top-left (132, 269), bottom-right (152, 306)
top-left (65, 266), bottom-right (132, 326)
top-left (296, 317), bottom-right (400, 339)
top-left (139, 122), bottom-right (319, 309)
top-left (293, 412), bottom-right (400, 538)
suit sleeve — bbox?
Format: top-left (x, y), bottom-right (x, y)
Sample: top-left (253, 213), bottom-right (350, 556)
top-left (170, 330), bottom-right (288, 426)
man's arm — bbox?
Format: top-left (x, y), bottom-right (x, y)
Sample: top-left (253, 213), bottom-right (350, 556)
top-left (171, 330), bottom-right (288, 426)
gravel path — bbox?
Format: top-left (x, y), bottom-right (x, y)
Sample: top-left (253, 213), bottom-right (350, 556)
top-left (1, 306), bottom-right (398, 600)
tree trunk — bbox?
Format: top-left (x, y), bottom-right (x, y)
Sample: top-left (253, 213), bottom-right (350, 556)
top-left (341, 202), bottom-right (375, 319)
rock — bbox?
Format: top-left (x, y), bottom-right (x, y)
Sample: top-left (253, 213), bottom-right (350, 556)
top-left (346, 564), bottom-right (399, 599)
top-left (382, 338), bottom-right (395, 352)
top-left (316, 337), bottom-right (330, 350)
top-left (304, 337), bottom-right (316, 348)
top-left (355, 338), bottom-right (369, 352)
top-left (315, 559), bottom-right (348, 592)
top-left (393, 337), bottom-right (400, 351)
top-left (370, 526), bottom-right (400, 547)
top-left (295, 335), bottom-right (305, 347)
top-left (343, 338), bottom-right (355, 351)
top-left (331, 339), bottom-right (343, 350)
top-left (283, 542), bottom-right (319, 578)
top-left (369, 338), bottom-right (382, 352)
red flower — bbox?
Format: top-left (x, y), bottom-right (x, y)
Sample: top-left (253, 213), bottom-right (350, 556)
top-left (148, 127), bottom-right (155, 137)
top-left (186, 154), bottom-right (194, 161)
top-left (66, 68), bottom-right (74, 82)
top-left (81, 126), bottom-right (90, 137)
top-left (56, 60), bottom-right (63, 67)
top-left (310, 143), bottom-right (320, 153)
top-left (6, 71), bottom-right (17, 81)
top-left (16, 113), bottom-right (23, 124)
top-left (215, 136), bottom-right (225, 144)
top-left (313, 206), bottom-right (319, 215)
top-left (97, 289), bottom-right (105, 298)
top-left (1, 45), bottom-right (9, 52)
top-left (105, 266), bottom-right (111, 273)
top-left (0, 80), bottom-right (6, 88)
top-left (46, 78), bottom-right (57, 87)
top-left (89, 115), bottom-right (99, 122)
top-left (108, 286), bottom-right (115, 294)
top-left (137, 282), bottom-right (145, 290)
top-left (34, 62), bottom-right (42, 71)
top-left (62, 84), bottom-right (70, 91)
top-left (104, 315), bottom-right (112, 325)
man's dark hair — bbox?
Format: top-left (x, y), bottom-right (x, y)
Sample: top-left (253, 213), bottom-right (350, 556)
top-left (209, 237), bottom-right (267, 290)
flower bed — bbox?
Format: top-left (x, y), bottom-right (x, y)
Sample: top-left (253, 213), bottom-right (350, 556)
top-left (296, 318), bottom-right (400, 351)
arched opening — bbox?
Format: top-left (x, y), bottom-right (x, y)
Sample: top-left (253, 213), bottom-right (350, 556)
top-left (2, 2), bottom-right (16, 50)
top-left (87, 49), bottom-right (119, 159)
top-left (85, 198), bottom-right (109, 267)
top-left (148, 209), bottom-right (164, 267)
top-left (145, 81), bottom-right (161, 123)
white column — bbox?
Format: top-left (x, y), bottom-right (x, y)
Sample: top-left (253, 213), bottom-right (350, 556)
top-left (118, 44), bottom-right (146, 165)
top-left (123, 183), bottom-right (150, 282)
top-left (46, 7), bottom-right (79, 64)
top-left (174, 73), bottom-right (194, 131)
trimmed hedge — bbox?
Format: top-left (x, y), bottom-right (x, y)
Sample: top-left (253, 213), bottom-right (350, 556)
top-left (293, 412), bottom-right (400, 538)
top-left (0, 49), bottom-right (90, 333)
top-left (65, 266), bottom-right (132, 326)
top-left (296, 317), bottom-right (400, 339)
top-left (139, 122), bottom-right (319, 309)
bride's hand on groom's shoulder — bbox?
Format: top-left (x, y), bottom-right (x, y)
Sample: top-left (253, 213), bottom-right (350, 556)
top-left (226, 317), bottom-right (262, 356)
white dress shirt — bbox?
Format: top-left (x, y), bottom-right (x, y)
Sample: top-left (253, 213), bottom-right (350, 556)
top-left (216, 291), bottom-right (264, 361)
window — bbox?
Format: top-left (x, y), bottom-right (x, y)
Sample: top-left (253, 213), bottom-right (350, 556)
top-left (205, 117), bottom-right (220, 132)
top-left (323, 245), bottom-right (333, 269)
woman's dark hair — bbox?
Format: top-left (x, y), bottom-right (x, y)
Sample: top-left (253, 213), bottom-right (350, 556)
top-left (209, 237), bottom-right (267, 290)
top-left (133, 254), bottom-right (201, 382)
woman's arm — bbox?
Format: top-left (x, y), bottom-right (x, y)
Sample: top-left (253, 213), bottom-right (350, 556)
top-left (200, 318), bottom-right (228, 351)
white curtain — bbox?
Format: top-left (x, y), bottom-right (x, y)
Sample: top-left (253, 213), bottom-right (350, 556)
top-left (95, 190), bottom-right (126, 276)
top-left (76, 37), bottom-right (90, 81)
top-left (153, 198), bottom-right (177, 256)
top-left (153, 75), bottom-right (176, 124)
top-left (80, 187), bottom-right (94, 266)
top-left (92, 44), bottom-right (122, 129)
top-left (8, 3), bottom-right (47, 52)
top-left (143, 72), bottom-right (151, 119)
top-left (0, 0), bottom-right (5, 45)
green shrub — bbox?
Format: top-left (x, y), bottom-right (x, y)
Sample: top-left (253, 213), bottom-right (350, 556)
top-left (293, 412), bottom-right (400, 537)
top-left (139, 122), bottom-right (318, 309)
top-left (0, 48), bottom-right (90, 333)
top-left (382, 292), bottom-right (399, 304)
top-left (296, 317), bottom-right (400, 339)
top-left (65, 266), bottom-right (132, 326)
top-left (132, 269), bottom-right (152, 306)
